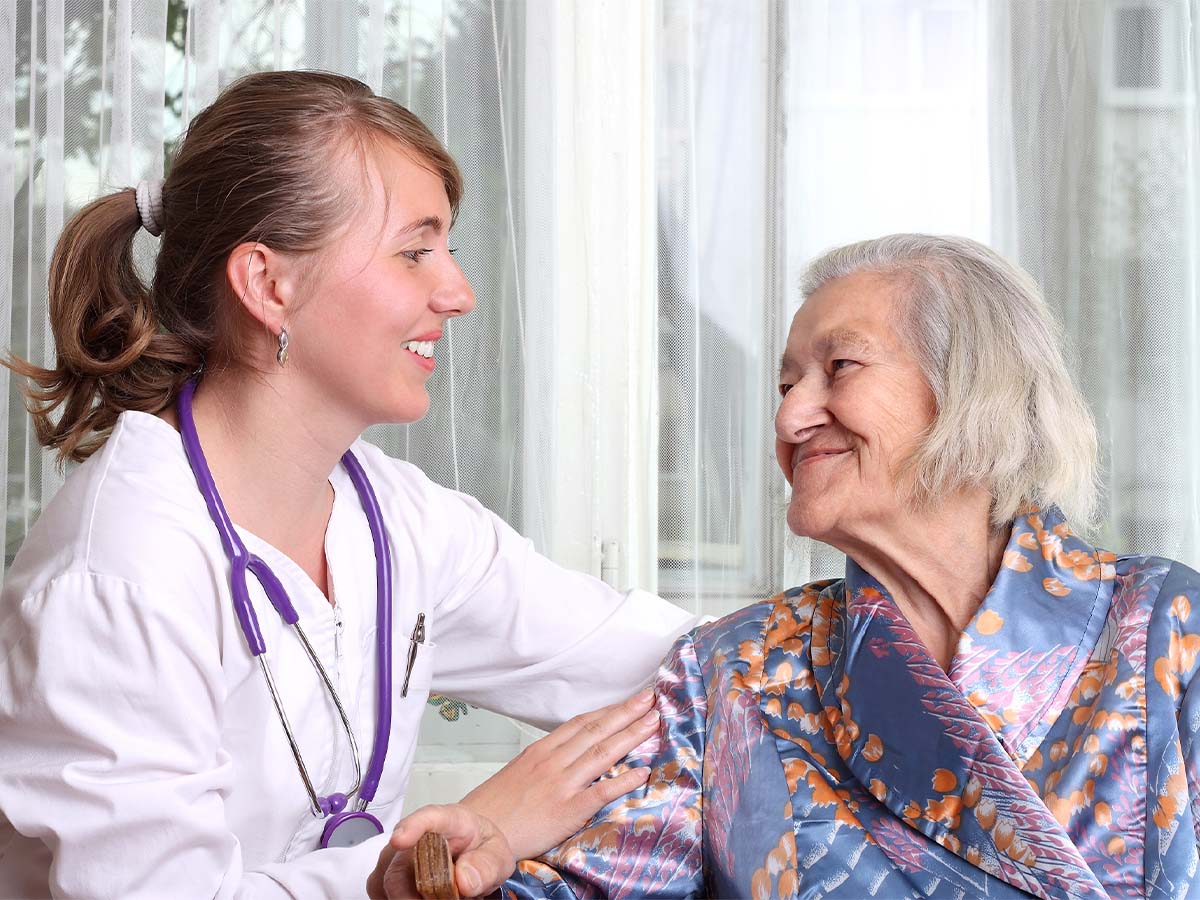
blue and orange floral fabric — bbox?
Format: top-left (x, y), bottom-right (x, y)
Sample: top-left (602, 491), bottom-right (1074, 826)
top-left (503, 507), bottom-right (1200, 899)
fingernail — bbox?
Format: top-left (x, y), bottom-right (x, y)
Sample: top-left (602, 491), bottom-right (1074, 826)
top-left (640, 709), bottom-right (660, 726)
top-left (458, 863), bottom-right (480, 895)
top-left (637, 688), bottom-right (654, 702)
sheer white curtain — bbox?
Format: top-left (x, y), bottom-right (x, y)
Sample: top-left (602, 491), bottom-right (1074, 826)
top-left (991, 0), bottom-right (1200, 566)
top-left (655, 0), bottom-right (789, 619)
top-left (654, 0), bottom-right (995, 602)
top-left (656, 0), bottom-right (1200, 611)
top-left (7, 0), bottom-right (1200, 812)
top-left (4, 0), bottom-right (169, 563)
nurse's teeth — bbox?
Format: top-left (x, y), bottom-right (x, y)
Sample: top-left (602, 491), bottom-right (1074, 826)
top-left (403, 340), bottom-right (435, 358)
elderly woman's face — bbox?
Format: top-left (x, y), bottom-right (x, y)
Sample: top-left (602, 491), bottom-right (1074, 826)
top-left (775, 272), bottom-right (936, 542)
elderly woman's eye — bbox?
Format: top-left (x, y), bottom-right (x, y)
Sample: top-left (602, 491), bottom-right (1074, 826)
top-left (831, 359), bottom-right (856, 373)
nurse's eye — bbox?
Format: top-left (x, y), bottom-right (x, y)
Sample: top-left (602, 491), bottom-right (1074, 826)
top-left (400, 248), bottom-right (434, 263)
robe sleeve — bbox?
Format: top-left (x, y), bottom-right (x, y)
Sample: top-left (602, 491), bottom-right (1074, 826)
top-left (1180, 677), bottom-right (1200, 846)
top-left (500, 633), bottom-right (708, 900)
top-left (1172, 581), bottom-right (1200, 846)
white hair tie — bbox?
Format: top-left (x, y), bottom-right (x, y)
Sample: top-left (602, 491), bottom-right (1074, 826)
top-left (135, 178), bottom-right (165, 237)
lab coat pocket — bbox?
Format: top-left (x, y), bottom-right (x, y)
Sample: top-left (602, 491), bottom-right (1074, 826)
top-left (359, 620), bottom-right (437, 700)
top-left (364, 628), bottom-right (437, 810)
top-left (398, 635), bottom-right (437, 702)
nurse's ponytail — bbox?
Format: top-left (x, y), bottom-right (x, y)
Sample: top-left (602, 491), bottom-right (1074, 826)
top-left (5, 190), bottom-right (203, 463)
top-left (6, 70), bottom-right (462, 465)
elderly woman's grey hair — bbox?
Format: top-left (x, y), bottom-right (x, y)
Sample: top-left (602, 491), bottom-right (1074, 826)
top-left (800, 233), bottom-right (1099, 530)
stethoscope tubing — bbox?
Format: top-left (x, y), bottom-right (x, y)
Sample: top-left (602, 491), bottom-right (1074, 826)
top-left (176, 378), bottom-right (393, 819)
top-left (340, 449), bottom-right (394, 809)
top-left (179, 380), bottom-right (279, 653)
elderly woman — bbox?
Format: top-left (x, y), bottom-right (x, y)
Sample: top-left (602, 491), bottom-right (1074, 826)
top-left (495, 235), bottom-right (1200, 900)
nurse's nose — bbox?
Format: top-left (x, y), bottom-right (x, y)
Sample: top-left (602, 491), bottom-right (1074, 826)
top-left (432, 254), bottom-right (476, 318)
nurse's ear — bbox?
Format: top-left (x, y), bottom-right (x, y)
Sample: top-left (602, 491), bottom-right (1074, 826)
top-left (225, 241), bottom-right (302, 335)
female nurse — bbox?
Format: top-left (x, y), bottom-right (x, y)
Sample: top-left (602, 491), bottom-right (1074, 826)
top-left (0, 70), bottom-right (694, 899)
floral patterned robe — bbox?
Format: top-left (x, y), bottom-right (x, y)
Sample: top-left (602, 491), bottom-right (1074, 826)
top-left (503, 507), bottom-right (1200, 899)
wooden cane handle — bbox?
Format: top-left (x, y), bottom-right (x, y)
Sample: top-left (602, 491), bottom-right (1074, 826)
top-left (414, 831), bottom-right (460, 900)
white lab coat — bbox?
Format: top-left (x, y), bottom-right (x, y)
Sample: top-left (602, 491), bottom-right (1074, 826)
top-left (0, 411), bottom-right (695, 899)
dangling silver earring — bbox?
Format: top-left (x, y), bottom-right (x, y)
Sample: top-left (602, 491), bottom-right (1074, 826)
top-left (276, 329), bottom-right (289, 367)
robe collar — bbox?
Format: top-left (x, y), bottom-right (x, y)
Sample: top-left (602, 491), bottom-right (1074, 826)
top-left (947, 507), bottom-right (1117, 765)
top-left (809, 506), bottom-right (1115, 900)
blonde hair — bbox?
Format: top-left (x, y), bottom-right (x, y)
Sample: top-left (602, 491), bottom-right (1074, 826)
top-left (7, 70), bottom-right (463, 464)
top-left (801, 233), bottom-right (1099, 528)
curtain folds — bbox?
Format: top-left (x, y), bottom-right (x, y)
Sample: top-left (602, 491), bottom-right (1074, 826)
top-left (6, 0), bottom-right (169, 561)
top-left (655, 0), bottom-right (793, 617)
top-left (1, 0), bottom-right (15, 570)
top-left (4, 0), bottom-right (1200, 810)
top-left (992, 0), bottom-right (1200, 564)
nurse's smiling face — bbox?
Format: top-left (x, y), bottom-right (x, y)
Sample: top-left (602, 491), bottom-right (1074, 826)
top-left (775, 271), bottom-right (937, 545)
top-left (287, 140), bottom-right (475, 429)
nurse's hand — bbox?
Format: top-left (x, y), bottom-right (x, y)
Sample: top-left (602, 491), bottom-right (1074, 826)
top-left (460, 689), bottom-right (658, 861)
top-left (367, 804), bottom-right (513, 899)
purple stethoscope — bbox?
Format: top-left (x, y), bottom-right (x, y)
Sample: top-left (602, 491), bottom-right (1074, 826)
top-left (178, 378), bottom-right (401, 849)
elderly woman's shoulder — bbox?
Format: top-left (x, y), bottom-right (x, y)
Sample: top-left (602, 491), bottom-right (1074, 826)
top-left (691, 579), bottom-right (842, 661)
top-left (1111, 551), bottom-right (1200, 637)
top-left (1112, 551), bottom-right (1200, 611)
top-left (1105, 552), bottom-right (1200, 708)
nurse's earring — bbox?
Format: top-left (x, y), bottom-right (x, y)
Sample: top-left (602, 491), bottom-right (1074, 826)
top-left (276, 329), bottom-right (289, 367)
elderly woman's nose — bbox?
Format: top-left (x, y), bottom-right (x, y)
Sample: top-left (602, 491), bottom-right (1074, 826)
top-left (775, 380), bottom-right (829, 440)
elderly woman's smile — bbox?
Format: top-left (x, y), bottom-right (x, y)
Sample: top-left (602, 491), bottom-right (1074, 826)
top-left (775, 270), bottom-right (937, 544)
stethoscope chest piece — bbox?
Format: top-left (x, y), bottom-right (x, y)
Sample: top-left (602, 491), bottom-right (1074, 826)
top-left (320, 810), bottom-right (385, 848)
